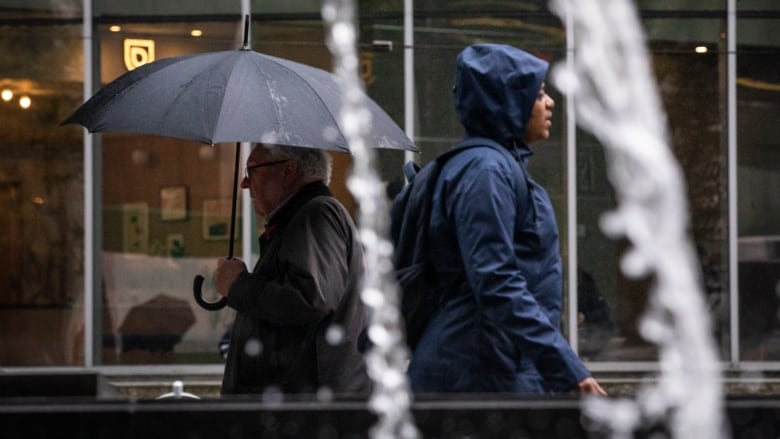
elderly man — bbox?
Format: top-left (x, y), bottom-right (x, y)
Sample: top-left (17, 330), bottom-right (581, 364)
top-left (216, 144), bottom-right (369, 396)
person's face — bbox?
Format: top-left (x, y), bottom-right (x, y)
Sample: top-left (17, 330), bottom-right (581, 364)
top-left (240, 147), bottom-right (295, 217)
top-left (523, 82), bottom-right (555, 145)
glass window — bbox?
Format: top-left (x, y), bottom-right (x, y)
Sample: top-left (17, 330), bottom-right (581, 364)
top-left (412, 4), bottom-right (565, 165)
top-left (97, 20), bottom-right (242, 365)
top-left (0, 18), bottom-right (84, 365)
top-left (636, 0), bottom-right (724, 11)
top-left (94, 0), bottom-right (240, 16)
top-left (576, 14), bottom-right (729, 361)
top-left (737, 12), bottom-right (780, 361)
top-left (0, 2), bottom-right (81, 19)
top-left (252, 0), bottom-right (322, 14)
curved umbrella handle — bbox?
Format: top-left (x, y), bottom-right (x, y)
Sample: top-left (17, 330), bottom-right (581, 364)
top-left (193, 274), bottom-right (228, 311)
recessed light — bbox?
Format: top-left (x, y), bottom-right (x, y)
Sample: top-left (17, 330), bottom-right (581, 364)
top-left (109, 25), bottom-right (121, 32)
top-left (191, 29), bottom-right (203, 37)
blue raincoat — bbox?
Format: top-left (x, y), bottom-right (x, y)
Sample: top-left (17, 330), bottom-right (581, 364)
top-left (407, 44), bottom-right (591, 393)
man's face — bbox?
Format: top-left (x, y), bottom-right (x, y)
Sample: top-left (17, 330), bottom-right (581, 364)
top-left (241, 147), bottom-right (292, 217)
top-left (523, 82), bottom-right (555, 144)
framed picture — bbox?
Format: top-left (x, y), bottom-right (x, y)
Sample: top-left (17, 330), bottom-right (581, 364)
top-left (160, 186), bottom-right (188, 221)
top-left (166, 233), bottom-right (185, 257)
top-left (202, 198), bottom-right (234, 240)
top-left (122, 202), bottom-right (149, 254)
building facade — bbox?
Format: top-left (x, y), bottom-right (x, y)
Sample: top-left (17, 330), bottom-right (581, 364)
top-left (1, 0), bottom-right (779, 393)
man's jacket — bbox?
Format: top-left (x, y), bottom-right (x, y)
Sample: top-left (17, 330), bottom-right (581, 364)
top-left (221, 181), bottom-right (370, 395)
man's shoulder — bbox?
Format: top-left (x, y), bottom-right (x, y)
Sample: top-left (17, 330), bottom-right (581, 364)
top-left (298, 193), bottom-right (344, 212)
top-left (295, 194), bottom-right (354, 226)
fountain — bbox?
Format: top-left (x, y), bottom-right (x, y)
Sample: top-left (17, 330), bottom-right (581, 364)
top-left (322, 1), bottom-right (420, 438)
top-left (549, 0), bottom-right (728, 437)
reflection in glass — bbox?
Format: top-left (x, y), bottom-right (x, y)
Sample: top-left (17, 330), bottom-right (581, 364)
top-left (576, 17), bottom-right (729, 361)
top-left (97, 18), bottom-right (243, 365)
top-left (0, 22), bottom-right (84, 366)
top-left (737, 19), bottom-right (780, 361)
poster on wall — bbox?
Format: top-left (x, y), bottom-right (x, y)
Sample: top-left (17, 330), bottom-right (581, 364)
top-left (202, 199), bottom-right (235, 241)
top-left (160, 186), bottom-right (188, 221)
top-left (123, 202), bottom-right (149, 253)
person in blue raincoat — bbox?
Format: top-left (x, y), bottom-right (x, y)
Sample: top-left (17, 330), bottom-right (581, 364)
top-left (407, 44), bottom-right (606, 395)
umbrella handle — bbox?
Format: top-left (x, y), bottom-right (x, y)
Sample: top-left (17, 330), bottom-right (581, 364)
top-left (193, 274), bottom-right (228, 311)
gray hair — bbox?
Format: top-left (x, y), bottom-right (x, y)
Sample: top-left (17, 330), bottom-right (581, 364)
top-left (258, 144), bottom-right (333, 185)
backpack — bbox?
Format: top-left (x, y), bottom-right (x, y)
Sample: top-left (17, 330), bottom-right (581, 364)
top-left (388, 137), bottom-right (527, 351)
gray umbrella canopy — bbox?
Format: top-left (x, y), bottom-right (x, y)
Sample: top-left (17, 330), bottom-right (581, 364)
top-left (63, 48), bottom-right (416, 152)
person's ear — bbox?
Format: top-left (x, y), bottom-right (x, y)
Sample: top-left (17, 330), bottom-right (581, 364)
top-left (282, 160), bottom-right (299, 185)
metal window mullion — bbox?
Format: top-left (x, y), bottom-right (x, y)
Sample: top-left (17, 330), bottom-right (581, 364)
top-left (241, 0), bottom-right (254, 266)
top-left (565, 9), bottom-right (578, 351)
top-left (403, 0), bottom-right (415, 164)
top-left (82, 0), bottom-right (95, 368)
top-left (727, 0), bottom-right (739, 365)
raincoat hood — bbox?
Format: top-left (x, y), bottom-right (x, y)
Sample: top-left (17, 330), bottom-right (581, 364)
top-left (454, 44), bottom-right (548, 148)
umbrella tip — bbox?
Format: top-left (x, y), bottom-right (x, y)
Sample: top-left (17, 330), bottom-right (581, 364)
top-left (241, 14), bottom-right (251, 50)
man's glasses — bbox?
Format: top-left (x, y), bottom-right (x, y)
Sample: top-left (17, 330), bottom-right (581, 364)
top-left (244, 159), bottom-right (289, 179)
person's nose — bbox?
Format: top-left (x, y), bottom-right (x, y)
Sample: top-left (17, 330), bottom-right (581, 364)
top-left (240, 177), bottom-right (250, 189)
top-left (547, 95), bottom-right (555, 109)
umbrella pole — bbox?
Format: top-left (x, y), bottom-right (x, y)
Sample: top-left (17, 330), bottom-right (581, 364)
top-left (227, 141), bottom-right (240, 258)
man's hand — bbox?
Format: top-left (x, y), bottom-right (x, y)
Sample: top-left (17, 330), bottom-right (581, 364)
top-left (216, 258), bottom-right (248, 297)
top-left (575, 376), bottom-right (607, 396)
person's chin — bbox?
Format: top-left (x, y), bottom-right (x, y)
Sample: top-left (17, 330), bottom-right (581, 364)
top-left (252, 202), bottom-right (265, 217)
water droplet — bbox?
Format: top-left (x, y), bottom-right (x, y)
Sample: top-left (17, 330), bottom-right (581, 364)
top-left (262, 386), bottom-right (283, 404)
top-left (332, 22), bottom-right (355, 46)
top-left (325, 324), bottom-right (345, 345)
top-left (317, 386), bottom-right (334, 402)
top-left (261, 131), bottom-right (278, 145)
top-left (361, 287), bottom-right (385, 307)
top-left (322, 125), bottom-right (339, 142)
top-left (244, 338), bottom-right (263, 357)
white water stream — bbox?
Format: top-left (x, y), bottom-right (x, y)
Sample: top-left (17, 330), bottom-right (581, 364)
top-left (322, 1), bottom-right (420, 438)
top-left (550, 0), bottom-right (727, 437)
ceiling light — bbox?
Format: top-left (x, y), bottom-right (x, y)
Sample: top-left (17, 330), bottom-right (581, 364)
top-left (695, 46), bottom-right (708, 54)
top-left (19, 96), bottom-right (31, 109)
top-left (191, 29), bottom-right (203, 37)
top-left (109, 25), bottom-right (122, 32)
top-left (1, 89), bottom-right (12, 101)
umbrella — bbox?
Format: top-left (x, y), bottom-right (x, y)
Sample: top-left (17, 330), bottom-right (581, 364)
top-left (63, 16), bottom-right (416, 311)
top-left (62, 43), bottom-right (415, 152)
top-left (118, 294), bottom-right (196, 355)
